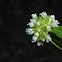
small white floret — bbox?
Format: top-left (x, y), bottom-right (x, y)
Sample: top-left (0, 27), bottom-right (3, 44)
top-left (27, 22), bottom-right (34, 27)
top-left (37, 42), bottom-right (41, 46)
top-left (25, 28), bottom-right (34, 35)
top-left (30, 19), bottom-right (36, 23)
top-left (52, 22), bottom-right (58, 27)
top-left (46, 39), bottom-right (49, 43)
top-left (50, 15), bottom-right (55, 19)
top-left (46, 26), bottom-right (51, 31)
top-left (34, 32), bottom-right (39, 36)
top-left (46, 35), bottom-right (52, 41)
top-left (32, 36), bottom-right (38, 41)
top-left (39, 12), bottom-right (47, 18)
top-left (54, 20), bottom-right (60, 24)
top-left (31, 13), bottom-right (37, 19)
top-left (31, 40), bottom-right (36, 43)
top-left (46, 35), bottom-right (52, 43)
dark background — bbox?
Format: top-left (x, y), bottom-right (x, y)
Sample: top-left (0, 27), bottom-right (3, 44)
top-left (0, 0), bottom-right (62, 62)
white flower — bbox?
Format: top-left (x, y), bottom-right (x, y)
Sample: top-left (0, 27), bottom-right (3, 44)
top-left (39, 12), bottom-right (47, 18)
top-left (31, 40), bottom-right (36, 43)
top-left (36, 22), bottom-right (40, 25)
top-left (37, 42), bottom-right (41, 46)
top-left (50, 15), bottom-right (55, 19)
top-left (31, 13), bottom-right (37, 19)
top-left (53, 20), bottom-right (60, 24)
top-left (46, 39), bottom-right (49, 43)
top-left (46, 26), bottom-right (51, 31)
top-left (51, 20), bottom-right (59, 27)
top-left (27, 22), bottom-right (34, 27)
top-left (30, 19), bottom-right (36, 23)
top-left (32, 36), bottom-right (38, 41)
top-left (46, 35), bottom-right (52, 43)
top-left (34, 32), bottom-right (39, 36)
top-left (52, 20), bottom-right (60, 27)
top-left (25, 28), bottom-right (34, 35)
top-left (52, 22), bottom-right (58, 27)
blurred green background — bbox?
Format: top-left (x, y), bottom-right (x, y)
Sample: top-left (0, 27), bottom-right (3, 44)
top-left (0, 0), bottom-right (62, 62)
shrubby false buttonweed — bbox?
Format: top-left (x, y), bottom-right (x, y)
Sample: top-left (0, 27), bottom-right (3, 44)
top-left (25, 12), bottom-right (60, 46)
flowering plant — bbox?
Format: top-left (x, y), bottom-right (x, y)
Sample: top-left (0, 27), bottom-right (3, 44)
top-left (25, 12), bottom-right (62, 50)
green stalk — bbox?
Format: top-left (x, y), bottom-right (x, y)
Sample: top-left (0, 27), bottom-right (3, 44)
top-left (50, 41), bottom-right (62, 50)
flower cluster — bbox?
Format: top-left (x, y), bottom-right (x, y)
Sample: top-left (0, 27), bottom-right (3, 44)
top-left (25, 12), bottom-right (60, 46)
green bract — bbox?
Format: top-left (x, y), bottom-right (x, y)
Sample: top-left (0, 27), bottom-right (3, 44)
top-left (25, 12), bottom-right (60, 46)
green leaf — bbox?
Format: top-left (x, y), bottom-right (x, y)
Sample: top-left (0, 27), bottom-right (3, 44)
top-left (52, 26), bottom-right (62, 39)
top-left (50, 37), bottom-right (62, 50)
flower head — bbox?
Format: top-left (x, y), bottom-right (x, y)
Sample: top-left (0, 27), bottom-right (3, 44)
top-left (25, 12), bottom-right (60, 46)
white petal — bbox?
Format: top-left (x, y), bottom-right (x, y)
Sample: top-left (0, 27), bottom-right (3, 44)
top-left (54, 20), bottom-right (60, 24)
top-left (52, 22), bottom-right (58, 27)
top-left (30, 31), bottom-right (35, 34)
top-left (31, 40), bottom-right (36, 43)
top-left (34, 32), bottom-right (39, 36)
top-left (46, 39), bottom-right (49, 43)
top-left (46, 35), bottom-right (52, 41)
top-left (36, 22), bottom-right (40, 25)
top-left (25, 28), bottom-right (34, 35)
top-left (52, 20), bottom-right (60, 24)
top-left (32, 36), bottom-right (38, 41)
top-left (50, 15), bottom-right (55, 19)
top-left (30, 19), bottom-right (36, 23)
top-left (39, 12), bottom-right (47, 18)
top-left (27, 22), bottom-right (34, 27)
top-left (31, 13), bottom-right (37, 19)
top-left (46, 26), bottom-right (51, 31)
top-left (37, 42), bottom-right (41, 46)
